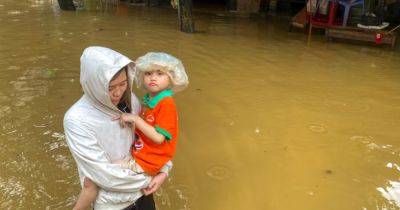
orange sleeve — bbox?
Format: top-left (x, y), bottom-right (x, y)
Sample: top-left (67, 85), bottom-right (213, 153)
top-left (154, 98), bottom-right (177, 141)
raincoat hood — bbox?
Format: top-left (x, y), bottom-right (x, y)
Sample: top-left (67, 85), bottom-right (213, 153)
top-left (80, 46), bottom-right (136, 115)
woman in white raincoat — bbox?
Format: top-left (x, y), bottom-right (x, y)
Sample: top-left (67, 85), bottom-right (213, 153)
top-left (64, 46), bottom-right (170, 210)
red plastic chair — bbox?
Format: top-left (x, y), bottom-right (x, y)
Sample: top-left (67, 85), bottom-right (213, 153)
top-left (307, 0), bottom-right (339, 44)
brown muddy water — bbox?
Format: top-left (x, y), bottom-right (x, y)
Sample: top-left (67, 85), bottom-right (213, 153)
top-left (1, 0), bottom-right (400, 209)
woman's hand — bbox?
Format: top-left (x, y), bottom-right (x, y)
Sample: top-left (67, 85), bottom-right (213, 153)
top-left (142, 172), bottom-right (167, 195)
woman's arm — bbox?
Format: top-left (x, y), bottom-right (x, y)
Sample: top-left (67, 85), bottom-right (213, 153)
top-left (64, 119), bottom-right (150, 192)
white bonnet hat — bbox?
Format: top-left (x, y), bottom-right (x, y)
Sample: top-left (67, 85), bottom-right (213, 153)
top-left (135, 52), bottom-right (189, 93)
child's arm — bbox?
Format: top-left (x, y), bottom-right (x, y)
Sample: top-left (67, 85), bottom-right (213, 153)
top-left (113, 113), bottom-right (165, 144)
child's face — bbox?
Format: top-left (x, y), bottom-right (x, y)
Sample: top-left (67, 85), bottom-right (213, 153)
top-left (143, 70), bottom-right (170, 95)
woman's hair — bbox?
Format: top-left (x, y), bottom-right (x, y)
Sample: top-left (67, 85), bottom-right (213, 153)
top-left (111, 66), bottom-right (131, 111)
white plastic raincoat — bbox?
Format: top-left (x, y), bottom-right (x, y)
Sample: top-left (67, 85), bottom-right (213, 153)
top-left (64, 46), bottom-right (149, 209)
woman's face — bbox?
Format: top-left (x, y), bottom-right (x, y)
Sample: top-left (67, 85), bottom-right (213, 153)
top-left (109, 71), bottom-right (128, 105)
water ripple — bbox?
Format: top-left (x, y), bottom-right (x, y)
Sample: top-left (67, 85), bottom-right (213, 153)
top-left (7, 10), bottom-right (22, 15)
top-left (0, 106), bottom-right (11, 119)
top-left (0, 177), bottom-right (26, 209)
top-left (324, 99), bottom-right (370, 113)
top-left (350, 135), bottom-right (399, 155)
top-left (377, 181), bottom-right (400, 208)
top-left (205, 164), bottom-right (232, 181)
top-left (308, 124), bottom-right (327, 134)
top-left (156, 182), bottom-right (197, 210)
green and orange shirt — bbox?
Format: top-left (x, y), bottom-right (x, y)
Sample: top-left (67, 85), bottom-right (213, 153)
top-left (132, 89), bottom-right (178, 176)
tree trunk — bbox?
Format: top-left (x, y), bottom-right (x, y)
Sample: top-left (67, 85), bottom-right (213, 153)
top-left (57, 0), bottom-right (76, 10)
top-left (146, 0), bottom-right (161, 7)
top-left (259, 0), bottom-right (268, 12)
top-left (227, 0), bottom-right (237, 11)
top-left (178, 0), bottom-right (195, 33)
top-left (237, 0), bottom-right (261, 13)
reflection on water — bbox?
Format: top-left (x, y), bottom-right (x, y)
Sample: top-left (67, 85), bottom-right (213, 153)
top-left (156, 182), bottom-right (198, 210)
top-left (377, 181), bottom-right (400, 208)
top-left (0, 0), bottom-right (400, 209)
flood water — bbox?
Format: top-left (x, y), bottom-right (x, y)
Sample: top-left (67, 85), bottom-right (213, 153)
top-left (1, 0), bottom-right (400, 209)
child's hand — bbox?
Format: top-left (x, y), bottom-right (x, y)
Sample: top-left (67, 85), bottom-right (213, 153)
top-left (112, 113), bottom-right (138, 128)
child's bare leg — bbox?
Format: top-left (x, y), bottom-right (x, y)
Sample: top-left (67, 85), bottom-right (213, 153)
top-left (73, 178), bottom-right (98, 210)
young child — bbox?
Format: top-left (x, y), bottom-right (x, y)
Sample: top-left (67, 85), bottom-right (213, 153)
top-left (116, 52), bottom-right (189, 177)
top-left (73, 52), bottom-right (188, 210)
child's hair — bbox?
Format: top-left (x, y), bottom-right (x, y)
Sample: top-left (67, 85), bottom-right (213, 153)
top-left (134, 52), bottom-right (189, 93)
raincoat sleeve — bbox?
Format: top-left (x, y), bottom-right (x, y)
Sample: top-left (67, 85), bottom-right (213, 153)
top-left (64, 119), bottom-right (148, 193)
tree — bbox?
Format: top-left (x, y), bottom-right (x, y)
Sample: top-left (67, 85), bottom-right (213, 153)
top-left (57, 0), bottom-right (76, 10)
top-left (177, 0), bottom-right (195, 33)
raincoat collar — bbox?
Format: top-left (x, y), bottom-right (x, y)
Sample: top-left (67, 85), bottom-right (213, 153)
top-left (143, 89), bottom-right (173, 109)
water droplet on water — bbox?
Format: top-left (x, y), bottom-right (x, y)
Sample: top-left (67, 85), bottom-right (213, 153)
top-left (308, 124), bottom-right (327, 133)
top-left (206, 164), bottom-right (232, 181)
